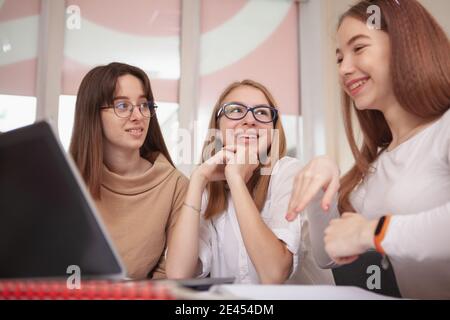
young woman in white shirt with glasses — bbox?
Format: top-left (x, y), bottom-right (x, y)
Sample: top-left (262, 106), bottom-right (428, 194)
top-left (166, 80), bottom-right (323, 284)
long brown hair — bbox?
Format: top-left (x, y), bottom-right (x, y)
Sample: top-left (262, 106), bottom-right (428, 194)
top-left (201, 80), bottom-right (287, 219)
top-left (69, 62), bottom-right (174, 199)
top-left (338, 0), bottom-right (450, 213)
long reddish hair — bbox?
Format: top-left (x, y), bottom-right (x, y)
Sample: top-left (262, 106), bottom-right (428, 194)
top-left (201, 80), bottom-right (287, 219)
top-left (338, 0), bottom-right (450, 213)
top-left (69, 62), bottom-right (174, 199)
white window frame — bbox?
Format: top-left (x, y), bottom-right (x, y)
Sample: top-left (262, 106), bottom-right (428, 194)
top-left (35, 0), bottom-right (308, 171)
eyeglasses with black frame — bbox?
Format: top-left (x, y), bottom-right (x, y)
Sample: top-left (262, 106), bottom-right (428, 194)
top-left (216, 102), bottom-right (278, 124)
top-left (100, 100), bottom-right (157, 118)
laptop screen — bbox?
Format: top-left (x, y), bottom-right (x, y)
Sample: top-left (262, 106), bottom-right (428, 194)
top-left (0, 122), bottom-right (124, 279)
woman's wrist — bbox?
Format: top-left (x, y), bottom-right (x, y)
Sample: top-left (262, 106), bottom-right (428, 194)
top-left (191, 168), bottom-right (209, 190)
top-left (224, 168), bottom-right (245, 184)
top-left (360, 219), bottom-right (378, 251)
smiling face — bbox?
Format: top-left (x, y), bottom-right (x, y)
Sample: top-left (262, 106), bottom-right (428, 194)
top-left (100, 74), bottom-right (150, 155)
top-left (336, 17), bottom-right (397, 112)
top-left (218, 85), bottom-right (274, 154)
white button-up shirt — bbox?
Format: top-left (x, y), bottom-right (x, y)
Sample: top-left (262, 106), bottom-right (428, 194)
top-left (198, 157), bottom-right (303, 284)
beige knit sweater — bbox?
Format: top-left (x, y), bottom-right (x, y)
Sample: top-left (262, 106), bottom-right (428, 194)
top-left (95, 153), bottom-right (188, 280)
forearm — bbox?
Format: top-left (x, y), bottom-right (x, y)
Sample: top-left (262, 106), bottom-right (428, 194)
top-left (166, 176), bottom-right (205, 279)
top-left (227, 175), bottom-right (293, 284)
top-left (382, 202), bottom-right (450, 261)
top-left (306, 192), bottom-right (340, 268)
top-left (328, 202), bottom-right (450, 262)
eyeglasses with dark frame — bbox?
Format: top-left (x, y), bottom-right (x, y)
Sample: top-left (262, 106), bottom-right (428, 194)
top-left (216, 102), bottom-right (278, 124)
top-left (100, 100), bottom-right (157, 118)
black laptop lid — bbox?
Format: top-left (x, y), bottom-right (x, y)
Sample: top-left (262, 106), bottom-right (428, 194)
top-left (0, 121), bottom-right (124, 279)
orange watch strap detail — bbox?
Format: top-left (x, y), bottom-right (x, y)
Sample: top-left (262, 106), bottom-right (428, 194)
top-left (374, 215), bottom-right (392, 255)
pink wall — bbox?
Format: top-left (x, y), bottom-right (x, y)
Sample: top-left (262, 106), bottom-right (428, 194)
top-left (199, 0), bottom-right (300, 116)
top-left (62, 0), bottom-right (180, 101)
top-left (0, 0), bottom-right (40, 96)
top-left (0, 0), bottom-right (299, 116)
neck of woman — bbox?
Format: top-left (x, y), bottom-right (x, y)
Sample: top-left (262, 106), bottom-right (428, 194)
top-left (382, 102), bottom-right (434, 151)
top-left (103, 147), bottom-right (152, 177)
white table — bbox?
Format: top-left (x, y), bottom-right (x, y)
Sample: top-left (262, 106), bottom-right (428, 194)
top-left (207, 284), bottom-right (399, 300)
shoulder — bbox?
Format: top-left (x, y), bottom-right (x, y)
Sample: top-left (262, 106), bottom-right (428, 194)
top-left (431, 108), bottom-right (450, 160)
top-left (152, 153), bottom-right (189, 196)
top-left (434, 108), bottom-right (450, 137)
top-left (267, 156), bottom-right (303, 192)
top-left (271, 156), bottom-right (304, 177)
top-left (172, 169), bottom-right (189, 196)
top-left (443, 109), bottom-right (450, 161)
top-left (441, 107), bottom-right (450, 122)
top-left (173, 172), bottom-right (189, 196)
top-left (172, 167), bottom-right (189, 186)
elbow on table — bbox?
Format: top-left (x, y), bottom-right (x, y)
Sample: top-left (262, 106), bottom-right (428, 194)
top-left (166, 258), bottom-right (199, 280)
top-left (258, 263), bottom-right (291, 285)
top-left (259, 271), bottom-right (289, 285)
top-left (166, 267), bottom-right (192, 280)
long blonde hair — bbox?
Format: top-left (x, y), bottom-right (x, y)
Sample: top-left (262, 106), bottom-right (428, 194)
top-left (201, 80), bottom-right (287, 219)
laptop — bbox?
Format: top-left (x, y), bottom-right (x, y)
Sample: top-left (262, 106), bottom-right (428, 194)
top-left (0, 121), bottom-right (125, 280)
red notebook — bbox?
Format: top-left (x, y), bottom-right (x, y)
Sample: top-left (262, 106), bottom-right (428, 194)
top-left (0, 279), bottom-right (175, 300)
